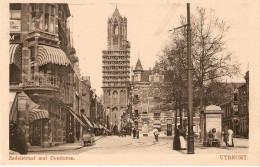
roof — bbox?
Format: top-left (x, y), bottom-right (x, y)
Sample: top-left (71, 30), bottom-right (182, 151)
top-left (133, 59), bottom-right (143, 72)
top-left (205, 105), bottom-right (221, 111)
top-left (141, 70), bottom-right (151, 82)
top-left (113, 6), bottom-right (121, 18)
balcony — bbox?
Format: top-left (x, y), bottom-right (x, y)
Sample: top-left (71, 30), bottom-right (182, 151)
top-left (23, 74), bottom-right (60, 101)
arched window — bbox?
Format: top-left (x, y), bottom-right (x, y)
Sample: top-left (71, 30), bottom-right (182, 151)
top-left (112, 90), bottom-right (118, 104)
top-left (120, 90), bottom-right (126, 105)
top-left (114, 25), bottom-right (118, 35)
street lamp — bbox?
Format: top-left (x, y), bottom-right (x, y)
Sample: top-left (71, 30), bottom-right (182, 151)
top-left (169, 3), bottom-right (194, 154)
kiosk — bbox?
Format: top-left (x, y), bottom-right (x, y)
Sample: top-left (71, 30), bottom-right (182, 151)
top-left (200, 105), bottom-right (223, 147)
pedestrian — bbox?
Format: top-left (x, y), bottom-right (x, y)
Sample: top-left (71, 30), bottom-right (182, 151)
top-left (178, 125), bottom-right (186, 149)
top-left (133, 128), bottom-right (136, 139)
top-left (227, 128), bottom-right (234, 147)
top-left (223, 127), bottom-right (229, 146)
top-left (207, 129), bottom-right (214, 147)
top-left (136, 130), bottom-right (139, 139)
top-left (153, 128), bottom-right (159, 142)
top-left (173, 127), bottom-right (181, 150)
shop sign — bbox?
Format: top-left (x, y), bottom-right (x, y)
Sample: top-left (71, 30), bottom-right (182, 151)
top-left (10, 33), bottom-right (20, 42)
top-left (10, 20), bottom-right (21, 32)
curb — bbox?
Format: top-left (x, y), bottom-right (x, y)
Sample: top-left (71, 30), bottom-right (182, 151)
top-left (28, 136), bottom-right (106, 152)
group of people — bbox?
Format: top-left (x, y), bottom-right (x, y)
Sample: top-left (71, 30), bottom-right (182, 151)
top-left (130, 126), bottom-right (234, 149)
top-left (206, 127), bottom-right (234, 147)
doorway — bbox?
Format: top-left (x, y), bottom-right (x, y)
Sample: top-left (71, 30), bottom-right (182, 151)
top-left (167, 124), bottom-right (172, 136)
top-left (30, 120), bottom-right (42, 146)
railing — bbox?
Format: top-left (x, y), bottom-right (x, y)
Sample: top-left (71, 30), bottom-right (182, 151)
top-left (23, 74), bottom-right (60, 89)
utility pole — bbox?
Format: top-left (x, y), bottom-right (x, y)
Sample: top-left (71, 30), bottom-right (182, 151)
top-left (169, 3), bottom-right (194, 153)
top-left (186, 3), bottom-right (194, 154)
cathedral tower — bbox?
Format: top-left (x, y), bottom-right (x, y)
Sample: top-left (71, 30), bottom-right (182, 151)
top-left (102, 7), bottom-right (131, 132)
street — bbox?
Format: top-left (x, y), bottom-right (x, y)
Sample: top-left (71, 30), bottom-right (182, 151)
top-left (28, 135), bottom-right (249, 155)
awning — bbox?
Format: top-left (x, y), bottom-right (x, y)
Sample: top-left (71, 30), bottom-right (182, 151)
top-left (68, 109), bottom-right (86, 127)
top-left (82, 114), bottom-right (93, 128)
top-left (99, 124), bottom-right (104, 129)
top-left (10, 44), bottom-right (21, 64)
top-left (9, 92), bottom-right (18, 122)
top-left (9, 92), bottom-right (17, 111)
top-left (37, 45), bottom-right (70, 66)
top-left (92, 122), bottom-right (99, 129)
top-left (29, 107), bottom-right (49, 123)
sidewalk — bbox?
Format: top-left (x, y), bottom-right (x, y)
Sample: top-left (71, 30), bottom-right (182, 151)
top-left (28, 135), bottom-right (106, 152)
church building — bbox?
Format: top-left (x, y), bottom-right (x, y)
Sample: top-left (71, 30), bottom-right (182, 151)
top-left (102, 7), bottom-right (131, 133)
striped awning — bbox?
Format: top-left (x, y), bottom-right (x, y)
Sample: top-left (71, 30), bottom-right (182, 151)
top-left (37, 45), bottom-right (70, 66)
top-left (99, 124), bottom-right (104, 129)
top-left (29, 107), bottom-right (49, 123)
top-left (82, 114), bottom-right (93, 128)
top-left (10, 44), bottom-right (21, 64)
top-left (68, 109), bottom-right (86, 127)
top-left (92, 122), bottom-right (99, 129)
top-left (9, 92), bottom-right (18, 122)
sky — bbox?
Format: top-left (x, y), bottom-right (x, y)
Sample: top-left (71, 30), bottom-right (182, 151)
top-left (68, 2), bottom-right (254, 96)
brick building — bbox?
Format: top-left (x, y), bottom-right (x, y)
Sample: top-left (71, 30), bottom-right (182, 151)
top-left (9, 3), bottom-right (87, 149)
top-left (220, 83), bottom-right (243, 137)
top-left (238, 71), bottom-right (249, 138)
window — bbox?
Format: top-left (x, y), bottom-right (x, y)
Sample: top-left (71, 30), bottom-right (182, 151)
top-left (30, 4), bottom-right (56, 33)
top-left (45, 13), bottom-right (49, 31)
top-left (134, 110), bottom-right (139, 117)
top-left (114, 25), bottom-right (118, 35)
top-left (10, 10), bottom-right (21, 19)
top-left (234, 93), bottom-right (238, 102)
top-left (30, 47), bottom-right (35, 75)
top-left (154, 113), bottom-right (160, 117)
top-left (50, 15), bottom-right (54, 33)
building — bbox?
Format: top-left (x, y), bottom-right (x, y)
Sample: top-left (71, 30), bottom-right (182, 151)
top-left (130, 60), bottom-right (201, 136)
top-left (80, 76), bottom-right (94, 131)
top-left (238, 71), bottom-right (249, 138)
top-left (9, 3), bottom-right (87, 149)
top-left (220, 82), bottom-right (244, 137)
top-left (102, 7), bottom-right (131, 134)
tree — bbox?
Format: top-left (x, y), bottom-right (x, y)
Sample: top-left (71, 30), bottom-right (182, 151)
top-left (159, 7), bottom-right (240, 112)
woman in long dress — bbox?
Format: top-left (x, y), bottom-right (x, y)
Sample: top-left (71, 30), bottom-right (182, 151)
top-left (227, 129), bottom-right (234, 147)
top-left (179, 126), bottom-right (186, 149)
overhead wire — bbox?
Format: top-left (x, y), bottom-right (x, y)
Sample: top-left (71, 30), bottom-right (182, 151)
top-left (154, 3), bottom-right (181, 37)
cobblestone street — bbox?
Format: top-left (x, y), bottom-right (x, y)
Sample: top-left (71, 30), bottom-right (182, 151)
top-left (27, 135), bottom-right (249, 155)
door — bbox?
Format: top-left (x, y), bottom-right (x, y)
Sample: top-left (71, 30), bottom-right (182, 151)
top-left (167, 124), bottom-right (172, 136)
top-left (30, 120), bottom-right (42, 146)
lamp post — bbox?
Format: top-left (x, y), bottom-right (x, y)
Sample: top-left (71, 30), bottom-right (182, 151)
top-left (186, 3), bottom-right (194, 154)
top-left (169, 3), bottom-right (194, 154)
